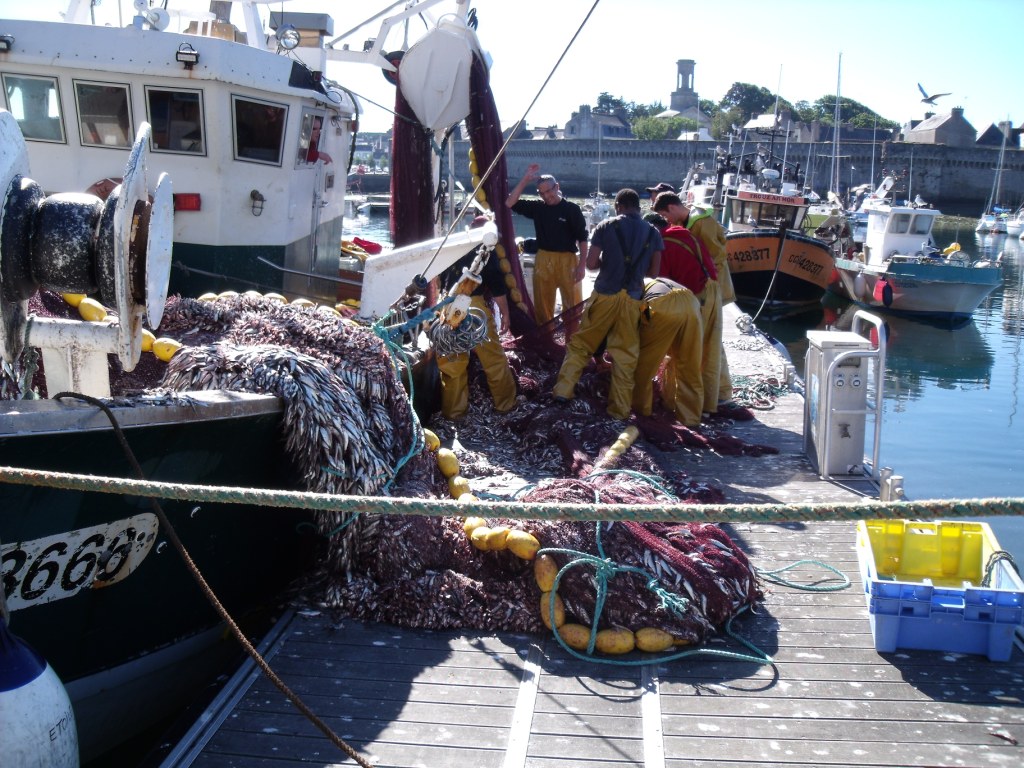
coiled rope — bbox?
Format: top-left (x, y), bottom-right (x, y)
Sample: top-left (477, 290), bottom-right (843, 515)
top-left (731, 374), bottom-right (790, 411)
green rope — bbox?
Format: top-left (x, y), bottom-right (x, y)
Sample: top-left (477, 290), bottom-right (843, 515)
top-left (2, 464), bottom-right (1022, 525)
top-left (981, 550), bottom-right (1020, 587)
top-left (535, 522), bottom-right (773, 667)
top-left (756, 560), bottom-right (852, 591)
top-left (731, 374), bottom-right (788, 410)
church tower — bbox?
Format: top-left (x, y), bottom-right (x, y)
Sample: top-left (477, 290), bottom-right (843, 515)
top-left (669, 59), bottom-right (699, 113)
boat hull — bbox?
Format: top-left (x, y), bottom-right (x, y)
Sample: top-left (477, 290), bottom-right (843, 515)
top-left (0, 392), bottom-right (311, 762)
top-left (726, 230), bottom-right (835, 307)
top-left (831, 257), bottom-right (1002, 321)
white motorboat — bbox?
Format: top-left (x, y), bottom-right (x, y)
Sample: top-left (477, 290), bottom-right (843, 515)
top-left (832, 183), bottom-right (1002, 322)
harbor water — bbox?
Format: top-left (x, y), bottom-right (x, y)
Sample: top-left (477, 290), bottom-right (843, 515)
top-left (344, 209), bottom-right (1024, 566)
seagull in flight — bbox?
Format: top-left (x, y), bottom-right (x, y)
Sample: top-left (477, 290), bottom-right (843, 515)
top-left (918, 83), bottom-right (951, 105)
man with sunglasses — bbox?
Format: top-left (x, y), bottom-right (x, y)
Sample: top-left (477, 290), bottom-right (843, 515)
top-left (507, 163), bottom-right (589, 335)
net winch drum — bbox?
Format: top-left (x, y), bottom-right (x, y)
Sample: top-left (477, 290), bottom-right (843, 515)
top-left (803, 329), bottom-right (873, 475)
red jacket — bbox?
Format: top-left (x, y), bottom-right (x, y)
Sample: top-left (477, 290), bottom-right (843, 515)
top-left (657, 225), bottom-right (717, 294)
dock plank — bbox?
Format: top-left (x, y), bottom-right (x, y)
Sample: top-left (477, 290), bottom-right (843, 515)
top-left (162, 305), bottom-right (1024, 768)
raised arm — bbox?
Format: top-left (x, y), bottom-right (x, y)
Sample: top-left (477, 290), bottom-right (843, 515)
top-left (506, 162), bottom-right (541, 208)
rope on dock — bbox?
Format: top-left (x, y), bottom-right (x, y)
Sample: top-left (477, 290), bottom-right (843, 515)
top-left (2, 464), bottom-right (1023, 523)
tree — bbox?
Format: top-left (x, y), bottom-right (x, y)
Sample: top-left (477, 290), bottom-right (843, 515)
top-left (595, 93), bottom-right (628, 114)
top-left (718, 83), bottom-right (792, 122)
top-left (632, 116), bottom-right (672, 141)
top-left (699, 99), bottom-right (718, 119)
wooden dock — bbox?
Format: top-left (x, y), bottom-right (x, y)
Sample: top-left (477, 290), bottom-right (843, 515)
top-left (160, 307), bottom-right (1024, 768)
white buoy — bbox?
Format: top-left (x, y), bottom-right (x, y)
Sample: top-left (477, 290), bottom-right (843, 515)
top-left (0, 610), bottom-right (79, 767)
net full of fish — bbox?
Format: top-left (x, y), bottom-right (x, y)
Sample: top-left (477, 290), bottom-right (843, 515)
top-left (6, 290), bottom-right (768, 651)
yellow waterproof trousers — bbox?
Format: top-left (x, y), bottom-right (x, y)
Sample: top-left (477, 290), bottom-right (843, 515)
top-left (437, 295), bottom-right (517, 420)
top-left (553, 290), bottom-right (641, 420)
top-left (694, 282), bottom-right (723, 414)
top-left (633, 288), bottom-right (704, 427)
top-left (533, 249), bottom-right (580, 327)
top-left (718, 343), bottom-right (734, 403)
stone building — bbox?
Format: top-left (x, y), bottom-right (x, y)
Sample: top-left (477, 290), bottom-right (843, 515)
top-left (902, 107), bottom-right (976, 148)
top-left (976, 120), bottom-right (1021, 148)
top-left (564, 104), bottom-right (631, 139)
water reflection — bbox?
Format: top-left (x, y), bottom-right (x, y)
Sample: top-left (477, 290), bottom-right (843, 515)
top-left (880, 314), bottom-right (993, 393)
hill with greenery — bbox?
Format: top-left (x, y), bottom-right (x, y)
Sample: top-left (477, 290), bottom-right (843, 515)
top-left (591, 87), bottom-right (899, 140)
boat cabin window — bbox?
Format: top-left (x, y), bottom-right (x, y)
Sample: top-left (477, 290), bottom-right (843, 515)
top-left (234, 97), bottom-right (287, 165)
top-left (146, 88), bottom-right (204, 154)
top-left (2, 74), bottom-right (65, 143)
top-left (890, 213), bottom-right (912, 234)
top-left (911, 214), bottom-right (932, 235)
top-left (730, 198), bottom-right (805, 229)
top-left (74, 81), bottom-right (132, 148)
top-left (296, 111), bottom-right (330, 167)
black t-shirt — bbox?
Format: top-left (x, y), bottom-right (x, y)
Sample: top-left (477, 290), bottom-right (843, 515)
top-left (440, 246), bottom-right (508, 298)
top-left (511, 197), bottom-right (588, 252)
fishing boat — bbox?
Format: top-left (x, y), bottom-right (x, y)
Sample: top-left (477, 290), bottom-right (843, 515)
top-left (722, 168), bottom-right (836, 310)
top-left (830, 182), bottom-right (1003, 322)
top-left (0, 1), bottom-right (507, 762)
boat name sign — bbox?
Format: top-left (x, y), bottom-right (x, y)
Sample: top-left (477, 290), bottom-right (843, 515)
top-left (737, 190), bottom-right (806, 205)
top-left (1, 514), bottom-right (158, 610)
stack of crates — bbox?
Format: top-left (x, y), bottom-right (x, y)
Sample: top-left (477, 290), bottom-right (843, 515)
top-left (856, 519), bottom-right (1024, 661)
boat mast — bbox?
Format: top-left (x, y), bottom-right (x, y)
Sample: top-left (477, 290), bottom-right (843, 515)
top-left (830, 52), bottom-right (842, 196)
top-left (869, 113), bottom-right (877, 189)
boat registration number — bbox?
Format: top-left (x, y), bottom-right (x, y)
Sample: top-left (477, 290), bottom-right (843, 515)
top-left (1, 514), bottom-right (159, 610)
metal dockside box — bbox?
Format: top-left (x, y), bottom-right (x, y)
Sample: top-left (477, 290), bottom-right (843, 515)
top-left (804, 330), bottom-right (873, 475)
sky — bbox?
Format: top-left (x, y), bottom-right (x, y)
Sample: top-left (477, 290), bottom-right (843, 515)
top-left (5, 0), bottom-right (1022, 135)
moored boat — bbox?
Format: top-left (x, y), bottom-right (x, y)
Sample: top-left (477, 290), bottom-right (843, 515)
top-left (830, 186), bottom-right (1002, 322)
top-left (722, 171), bottom-right (836, 310)
top-left (0, 2), bottom-right (507, 762)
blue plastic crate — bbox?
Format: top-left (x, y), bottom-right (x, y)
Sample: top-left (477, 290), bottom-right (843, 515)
top-left (856, 520), bottom-right (1024, 661)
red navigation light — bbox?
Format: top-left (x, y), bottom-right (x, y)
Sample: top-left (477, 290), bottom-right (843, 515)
top-left (173, 193), bottom-right (202, 212)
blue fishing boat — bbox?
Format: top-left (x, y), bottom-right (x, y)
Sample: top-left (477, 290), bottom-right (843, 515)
top-left (831, 182), bottom-right (1002, 322)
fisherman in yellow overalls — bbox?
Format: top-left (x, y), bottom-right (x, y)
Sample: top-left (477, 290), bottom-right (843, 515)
top-left (435, 219), bottom-right (517, 420)
top-left (633, 277), bottom-right (704, 427)
top-left (653, 192), bottom-right (731, 418)
top-left (506, 163), bottom-right (589, 336)
top-left (552, 189), bottom-right (662, 420)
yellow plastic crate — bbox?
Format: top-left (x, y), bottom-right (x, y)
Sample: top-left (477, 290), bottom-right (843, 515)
top-left (858, 519), bottom-right (999, 588)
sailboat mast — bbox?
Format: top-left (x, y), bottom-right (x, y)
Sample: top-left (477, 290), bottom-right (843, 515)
top-left (831, 52), bottom-right (842, 195)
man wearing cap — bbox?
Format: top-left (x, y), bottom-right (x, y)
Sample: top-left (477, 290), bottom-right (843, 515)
top-left (646, 181), bottom-right (677, 208)
top-left (654, 192), bottom-right (751, 420)
top-left (644, 210), bottom-right (721, 418)
top-left (435, 218), bottom-right (517, 420)
top-left (552, 189), bottom-right (661, 421)
top-left (506, 163), bottom-right (589, 335)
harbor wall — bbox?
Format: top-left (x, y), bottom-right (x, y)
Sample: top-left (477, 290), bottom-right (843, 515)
top-left (440, 139), bottom-right (1024, 208)
top-left (349, 140), bottom-right (1024, 208)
